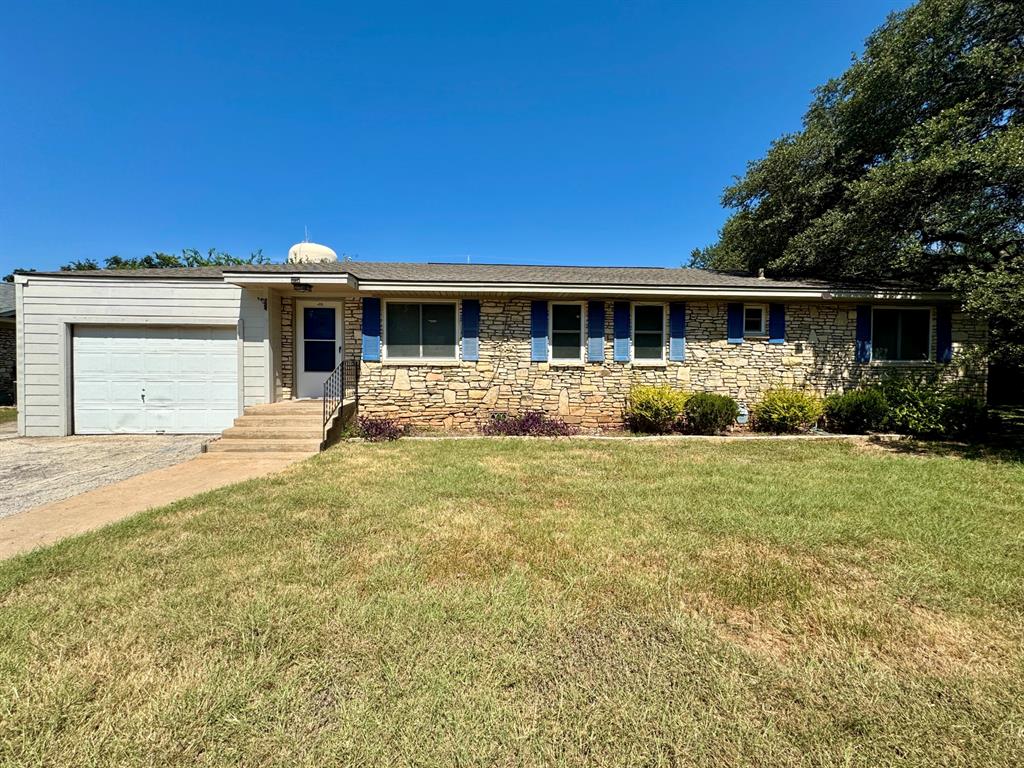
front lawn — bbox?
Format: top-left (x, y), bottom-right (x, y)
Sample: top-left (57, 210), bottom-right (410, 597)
top-left (0, 408), bottom-right (16, 425)
top-left (1, 439), bottom-right (1022, 766)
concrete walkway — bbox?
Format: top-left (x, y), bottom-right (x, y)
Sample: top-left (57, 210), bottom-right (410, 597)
top-left (0, 452), bottom-right (306, 559)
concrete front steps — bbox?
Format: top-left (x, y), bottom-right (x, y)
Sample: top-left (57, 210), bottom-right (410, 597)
top-left (206, 400), bottom-right (329, 454)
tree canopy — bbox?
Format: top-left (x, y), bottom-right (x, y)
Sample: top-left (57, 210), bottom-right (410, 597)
top-left (60, 247), bottom-right (269, 272)
top-left (693, 0), bottom-right (1023, 361)
top-left (3, 248), bottom-right (269, 281)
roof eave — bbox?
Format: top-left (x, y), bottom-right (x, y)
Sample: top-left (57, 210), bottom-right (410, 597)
top-left (825, 288), bottom-right (955, 301)
top-left (221, 272), bottom-right (357, 290)
top-left (12, 272), bottom-right (224, 284)
top-left (355, 279), bottom-right (828, 298)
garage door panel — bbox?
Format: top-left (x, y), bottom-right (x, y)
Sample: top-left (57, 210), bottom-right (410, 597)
top-left (144, 380), bottom-right (177, 403)
top-left (177, 354), bottom-right (211, 373)
top-left (145, 354), bottom-right (179, 374)
top-left (75, 380), bottom-right (111, 403)
top-left (74, 326), bottom-right (238, 434)
top-left (110, 408), bottom-right (147, 433)
top-left (109, 381), bottom-right (142, 403)
top-left (75, 352), bottom-right (110, 374)
top-left (177, 381), bottom-right (226, 404)
top-left (110, 353), bottom-right (140, 371)
top-left (145, 409), bottom-right (178, 431)
top-left (75, 408), bottom-right (110, 433)
top-left (208, 355), bottom-right (237, 374)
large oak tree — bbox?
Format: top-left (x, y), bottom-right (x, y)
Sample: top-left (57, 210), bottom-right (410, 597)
top-left (693, 0), bottom-right (1023, 361)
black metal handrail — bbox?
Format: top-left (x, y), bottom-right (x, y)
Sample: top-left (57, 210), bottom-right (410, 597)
top-left (323, 359), bottom-right (358, 442)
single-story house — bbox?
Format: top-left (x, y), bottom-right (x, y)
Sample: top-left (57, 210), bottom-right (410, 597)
top-left (12, 248), bottom-right (986, 437)
top-left (1, 282), bottom-right (16, 407)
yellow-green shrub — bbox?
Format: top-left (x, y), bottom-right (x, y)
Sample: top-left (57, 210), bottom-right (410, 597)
top-left (751, 388), bottom-right (823, 433)
top-left (625, 385), bottom-right (690, 434)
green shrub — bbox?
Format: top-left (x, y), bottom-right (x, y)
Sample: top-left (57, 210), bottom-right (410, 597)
top-left (684, 393), bottom-right (739, 435)
top-left (625, 385), bottom-right (690, 433)
top-left (823, 388), bottom-right (889, 434)
top-left (878, 375), bottom-right (947, 437)
top-left (940, 396), bottom-right (991, 440)
top-left (751, 388), bottom-right (823, 433)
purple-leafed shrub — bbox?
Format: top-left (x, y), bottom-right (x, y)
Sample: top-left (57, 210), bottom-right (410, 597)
top-left (483, 411), bottom-right (579, 437)
top-left (357, 417), bottom-right (407, 442)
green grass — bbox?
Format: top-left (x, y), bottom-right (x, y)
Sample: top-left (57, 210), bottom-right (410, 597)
top-left (1, 439), bottom-right (1023, 766)
top-left (0, 408), bottom-right (16, 425)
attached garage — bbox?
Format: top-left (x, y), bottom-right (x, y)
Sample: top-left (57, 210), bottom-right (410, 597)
top-left (72, 326), bottom-right (239, 434)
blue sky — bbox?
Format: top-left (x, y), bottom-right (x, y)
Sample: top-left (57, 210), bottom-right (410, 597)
top-left (1, 0), bottom-right (913, 275)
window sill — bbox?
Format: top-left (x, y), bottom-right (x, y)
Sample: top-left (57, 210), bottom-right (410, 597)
top-left (868, 360), bottom-right (934, 367)
top-left (631, 360), bottom-right (667, 368)
top-left (550, 360), bottom-right (586, 368)
top-left (382, 359), bottom-right (462, 367)
top-left (743, 334), bottom-right (769, 340)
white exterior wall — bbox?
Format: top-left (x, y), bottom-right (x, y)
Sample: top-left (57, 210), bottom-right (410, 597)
top-left (239, 288), bottom-right (269, 407)
top-left (16, 276), bottom-right (270, 436)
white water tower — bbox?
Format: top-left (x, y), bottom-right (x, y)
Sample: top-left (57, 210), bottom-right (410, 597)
top-left (287, 241), bottom-right (338, 264)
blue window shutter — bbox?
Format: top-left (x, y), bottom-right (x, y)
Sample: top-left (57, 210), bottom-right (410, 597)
top-left (727, 302), bottom-right (744, 344)
top-left (937, 305), bottom-right (953, 363)
top-left (530, 301), bottom-right (548, 362)
top-left (362, 297), bottom-right (381, 362)
top-left (587, 301), bottom-right (605, 362)
top-left (768, 303), bottom-right (785, 344)
top-left (669, 302), bottom-right (686, 361)
top-left (613, 302), bottom-right (631, 362)
top-left (855, 304), bottom-right (872, 363)
top-left (461, 299), bottom-right (480, 361)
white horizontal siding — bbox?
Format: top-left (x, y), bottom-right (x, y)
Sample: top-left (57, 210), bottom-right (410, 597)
top-left (17, 278), bottom-right (270, 435)
top-left (239, 289), bottom-right (268, 406)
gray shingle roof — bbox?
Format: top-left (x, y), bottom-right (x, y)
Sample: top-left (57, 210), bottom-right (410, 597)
top-left (20, 261), bottom-right (834, 289)
top-left (0, 282), bottom-right (14, 317)
top-left (19, 266), bottom-right (229, 279)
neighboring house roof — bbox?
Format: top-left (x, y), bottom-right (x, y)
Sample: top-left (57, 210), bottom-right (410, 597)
top-left (0, 282), bottom-right (14, 318)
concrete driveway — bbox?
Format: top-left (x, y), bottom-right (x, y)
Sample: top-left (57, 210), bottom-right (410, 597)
top-left (0, 435), bottom-right (207, 519)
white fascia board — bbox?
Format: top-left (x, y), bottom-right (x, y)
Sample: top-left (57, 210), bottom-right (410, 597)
top-left (355, 280), bottom-right (829, 299)
top-left (825, 289), bottom-right (955, 301)
top-left (221, 273), bottom-right (357, 289)
top-left (14, 273), bottom-right (223, 286)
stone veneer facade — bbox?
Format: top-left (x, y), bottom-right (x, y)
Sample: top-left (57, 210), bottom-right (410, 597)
top-left (0, 322), bottom-right (14, 406)
top-left (278, 296), bottom-right (986, 432)
top-left (279, 297), bottom-right (294, 401)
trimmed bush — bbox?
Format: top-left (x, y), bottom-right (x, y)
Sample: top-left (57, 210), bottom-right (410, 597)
top-left (941, 396), bottom-right (991, 440)
top-left (823, 388), bottom-right (889, 434)
top-left (684, 393), bottom-right (739, 435)
top-left (357, 417), bottom-right (406, 442)
top-left (625, 385), bottom-right (690, 434)
top-left (751, 388), bottom-right (823, 433)
top-left (483, 411), bottom-right (579, 437)
top-left (876, 374), bottom-right (991, 440)
top-left (878, 375), bottom-right (947, 437)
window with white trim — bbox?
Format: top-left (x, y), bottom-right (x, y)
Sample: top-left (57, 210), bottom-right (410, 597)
top-left (549, 302), bottom-right (584, 362)
top-left (632, 303), bottom-right (665, 361)
top-left (872, 307), bottom-right (931, 362)
top-left (384, 301), bottom-right (458, 360)
top-left (743, 304), bottom-right (766, 337)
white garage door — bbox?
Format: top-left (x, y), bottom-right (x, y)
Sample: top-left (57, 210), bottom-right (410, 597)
top-left (73, 326), bottom-right (238, 434)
